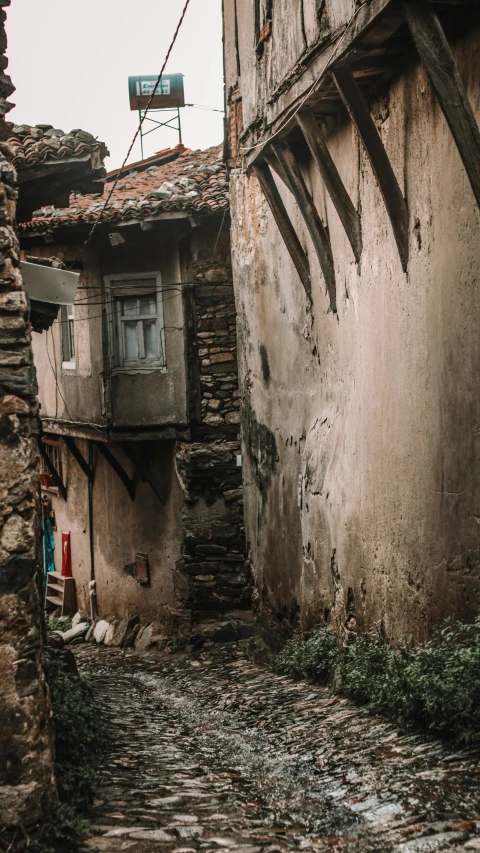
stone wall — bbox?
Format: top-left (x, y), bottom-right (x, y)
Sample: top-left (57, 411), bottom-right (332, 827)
top-left (0, 1), bottom-right (56, 833)
top-left (175, 222), bottom-right (250, 621)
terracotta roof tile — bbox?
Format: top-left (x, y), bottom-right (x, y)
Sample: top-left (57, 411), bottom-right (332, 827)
top-left (19, 143), bottom-right (228, 233)
top-left (8, 123), bottom-right (109, 171)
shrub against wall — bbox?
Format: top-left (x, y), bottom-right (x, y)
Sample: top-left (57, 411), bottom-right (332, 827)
top-left (272, 619), bottom-right (480, 745)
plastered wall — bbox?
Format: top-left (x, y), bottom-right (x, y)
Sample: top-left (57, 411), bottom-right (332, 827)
top-left (45, 439), bottom-right (182, 625)
top-left (230, 26), bottom-right (480, 644)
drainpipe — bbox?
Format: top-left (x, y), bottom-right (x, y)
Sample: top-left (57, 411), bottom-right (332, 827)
top-left (88, 440), bottom-right (97, 620)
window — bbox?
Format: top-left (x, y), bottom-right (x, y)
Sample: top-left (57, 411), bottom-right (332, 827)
top-left (40, 438), bottom-right (63, 491)
top-left (61, 304), bottom-right (75, 369)
top-left (106, 273), bottom-right (166, 372)
top-left (255, 0), bottom-right (272, 50)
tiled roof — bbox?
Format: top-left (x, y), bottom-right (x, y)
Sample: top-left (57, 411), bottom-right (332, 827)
top-left (19, 144), bottom-right (228, 233)
top-left (8, 124), bottom-right (109, 171)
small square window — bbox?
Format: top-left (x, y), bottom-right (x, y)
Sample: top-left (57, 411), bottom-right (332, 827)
top-left (61, 304), bottom-right (75, 369)
top-left (105, 274), bottom-right (166, 372)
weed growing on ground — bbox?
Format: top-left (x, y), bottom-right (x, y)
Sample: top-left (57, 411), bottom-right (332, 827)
top-left (272, 626), bottom-right (339, 684)
top-left (272, 618), bottom-right (480, 744)
top-left (45, 649), bottom-right (107, 810)
top-left (46, 615), bottom-right (72, 633)
top-left (27, 649), bottom-right (107, 853)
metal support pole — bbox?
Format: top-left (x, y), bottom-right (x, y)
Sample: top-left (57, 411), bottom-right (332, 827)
top-left (139, 108), bottom-right (144, 159)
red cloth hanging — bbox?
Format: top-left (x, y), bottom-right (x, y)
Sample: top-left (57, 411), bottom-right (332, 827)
top-left (61, 532), bottom-right (72, 577)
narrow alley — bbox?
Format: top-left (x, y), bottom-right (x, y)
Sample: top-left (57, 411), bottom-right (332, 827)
top-left (3, 2), bottom-right (480, 849)
top-left (77, 644), bottom-right (480, 853)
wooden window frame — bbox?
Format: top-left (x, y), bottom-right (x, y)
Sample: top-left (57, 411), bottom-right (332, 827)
top-left (61, 303), bottom-right (76, 370)
top-left (40, 437), bottom-right (63, 493)
top-left (104, 272), bottom-right (166, 374)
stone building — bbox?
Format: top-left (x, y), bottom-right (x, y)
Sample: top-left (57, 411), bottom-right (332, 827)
top-left (0, 7), bottom-right (108, 837)
top-left (19, 144), bottom-right (249, 638)
top-left (223, 1), bottom-right (480, 643)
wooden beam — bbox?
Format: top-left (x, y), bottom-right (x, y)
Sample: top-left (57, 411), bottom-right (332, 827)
top-left (38, 438), bottom-right (67, 501)
top-left (263, 147), bottom-right (295, 195)
top-left (94, 441), bottom-right (135, 501)
top-left (331, 63), bottom-right (409, 271)
top-left (253, 160), bottom-right (312, 299)
top-left (120, 444), bottom-right (166, 505)
top-left (404, 2), bottom-right (480, 210)
top-left (272, 139), bottom-right (337, 312)
top-left (63, 436), bottom-right (94, 482)
top-left (296, 111), bottom-right (363, 263)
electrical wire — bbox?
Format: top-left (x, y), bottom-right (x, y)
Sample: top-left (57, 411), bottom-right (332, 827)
top-left (185, 103), bottom-right (225, 113)
top-left (68, 0), bottom-right (192, 269)
top-left (46, 327), bottom-right (73, 420)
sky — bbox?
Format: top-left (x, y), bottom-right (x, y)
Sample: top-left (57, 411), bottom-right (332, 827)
top-left (7, 0), bottom-right (225, 170)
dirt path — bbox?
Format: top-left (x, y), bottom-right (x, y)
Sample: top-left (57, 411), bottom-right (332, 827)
top-left (76, 644), bottom-right (480, 853)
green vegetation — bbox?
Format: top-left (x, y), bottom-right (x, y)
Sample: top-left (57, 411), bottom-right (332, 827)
top-left (272, 624), bottom-right (338, 684)
top-left (46, 615), bottom-right (72, 633)
top-left (30, 648), bottom-right (107, 853)
top-left (272, 618), bottom-right (480, 745)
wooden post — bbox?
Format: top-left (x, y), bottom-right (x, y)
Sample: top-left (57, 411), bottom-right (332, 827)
top-left (404, 2), bottom-right (480, 210)
top-left (272, 139), bottom-right (337, 312)
top-left (296, 111), bottom-right (362, 263)
top-left (331, 63), bottom-right (409, 271)
top-left (253, 160), bottom-right (312, 299)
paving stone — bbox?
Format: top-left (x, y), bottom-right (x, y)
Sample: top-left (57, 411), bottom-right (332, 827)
top-left (77, 645), bottom-right (480, 853)
top-left (128, 829), bottom-right (175, 841)
top-left (134, 622), bottom-right (169, 651)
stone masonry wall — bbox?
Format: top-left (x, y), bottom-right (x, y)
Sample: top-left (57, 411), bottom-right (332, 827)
top-left (0, 1), bottom-right (56, 834)
top-left (175, 222), bottom-right (250, 621)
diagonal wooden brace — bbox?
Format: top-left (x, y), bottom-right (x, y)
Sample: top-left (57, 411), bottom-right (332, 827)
top-left (404, 2), bottom-right (480, 210)
top-left (253, 159), bottom-right (312, 299)
top-left (94, 441), bottom-right (135, 501)
top-left (296, 111), bottom-right (362, 264)
top-left (331, 63), bottom-right (409, 272)
top-left (272, 139), bottom-right (337, 312)
top-left (63, 436), bottom-right (94, 482)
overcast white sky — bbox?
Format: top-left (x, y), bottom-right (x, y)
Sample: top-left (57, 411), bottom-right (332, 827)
top-left (7, 0), bottom-right (225, 170)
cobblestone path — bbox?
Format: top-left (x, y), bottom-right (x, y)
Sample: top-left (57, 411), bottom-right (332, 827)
top-left (77, 644), bottom-right (480, 853)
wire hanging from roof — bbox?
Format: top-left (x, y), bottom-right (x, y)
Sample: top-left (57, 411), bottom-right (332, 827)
top-left (68, 0), bottom-right (193, 269)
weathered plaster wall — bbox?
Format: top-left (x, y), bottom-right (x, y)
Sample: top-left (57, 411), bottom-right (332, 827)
top-left (0, 3), bottom-right (56, 832)
top-left (44, 439), bottom-right (182, 625)
top-left (230, 26), bottom-right (480, 644)
top-left (224, 0), bottom-right (357, 138)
